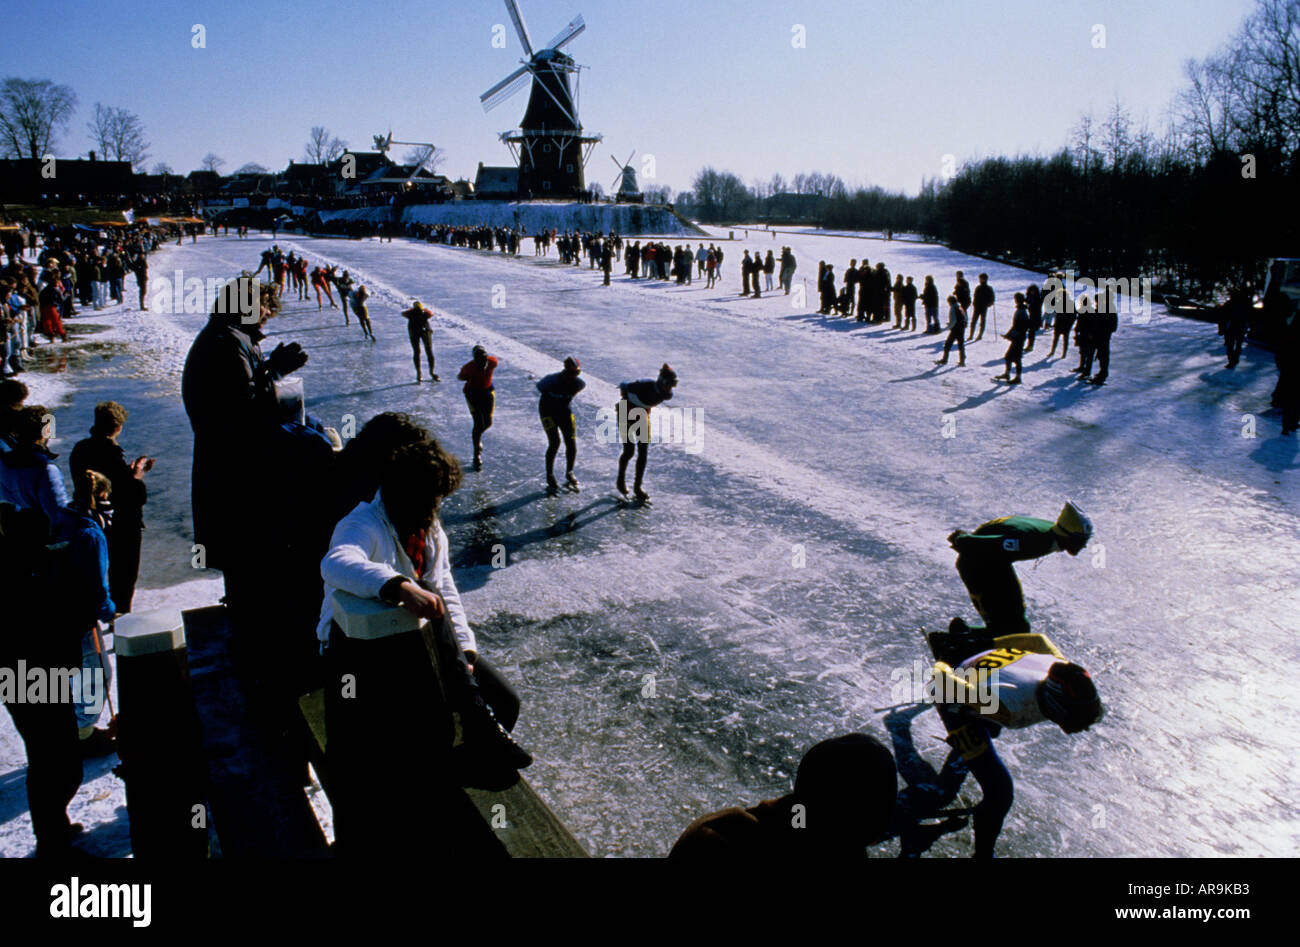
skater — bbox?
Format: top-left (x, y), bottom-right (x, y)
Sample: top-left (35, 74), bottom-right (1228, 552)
top-left (352, 285), bottom-right (374, 341)
top-left (936, 295), bottom-right (966, 366)
top-left (335, 270), bottom-right (355, 326)
top-left (458, 345), bottom-right (497, 470)
top-left (615, 363), bottom-right (677, 502)
top-left (994, 292), bottom-right (1030, 384)
top-left (946, 501), bottom-right (1093, 638)
top-left (969, 274), bottom-right (994, 341)
top-left (401, 301), bottom-right (438, 382)
top-left (537, 356), bottom-right (586, 491)
top-left (925, 625), bottom-right (1104, 859)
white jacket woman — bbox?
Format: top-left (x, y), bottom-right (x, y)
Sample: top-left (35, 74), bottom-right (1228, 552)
top-left (316, 490), bottom-right (477, 658)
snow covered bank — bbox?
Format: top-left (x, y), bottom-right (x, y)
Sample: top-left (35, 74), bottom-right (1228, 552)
top-left (318, 201), bottom-right (702, 236)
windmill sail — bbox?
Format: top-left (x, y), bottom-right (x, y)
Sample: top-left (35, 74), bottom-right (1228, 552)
top-left (504, 0), bottom-right (534, 58)
top-left (481, 64), bottom-right (533, 112)
top-left (545, 15), bottom-right (585, 51)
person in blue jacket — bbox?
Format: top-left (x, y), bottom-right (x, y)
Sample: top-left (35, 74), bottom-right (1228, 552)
top-left (55, 469), bottom-right (118, 757)
top-left (0, 405), bottom-right (68, 525)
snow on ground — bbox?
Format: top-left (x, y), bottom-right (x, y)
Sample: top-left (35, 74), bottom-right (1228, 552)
top-left (317, 200), bottom-right (700, 236)
top-left (2, 227), bottom-right (1297, 858)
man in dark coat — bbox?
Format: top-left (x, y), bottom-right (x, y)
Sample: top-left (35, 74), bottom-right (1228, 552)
top-left (69, 401), bottom-right (152, 613)
top-left (181, 278), bottom-right (335, 694)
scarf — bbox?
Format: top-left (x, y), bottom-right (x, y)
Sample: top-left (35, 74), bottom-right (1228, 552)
top-left (403, 529), bottom-right (428, 579)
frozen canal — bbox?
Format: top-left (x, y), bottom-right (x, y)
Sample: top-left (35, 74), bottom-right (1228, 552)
top-left (4, 227), bottom-right (1297, 857)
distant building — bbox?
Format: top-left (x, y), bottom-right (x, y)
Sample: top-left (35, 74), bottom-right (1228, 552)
top-left (474, 163), bottom-right (519, 200)
top-left (0, 157), bottom-right (133, 203)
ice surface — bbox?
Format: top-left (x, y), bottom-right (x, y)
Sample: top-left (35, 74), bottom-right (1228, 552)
top-left (2, 227), bottom-right (1296, 858)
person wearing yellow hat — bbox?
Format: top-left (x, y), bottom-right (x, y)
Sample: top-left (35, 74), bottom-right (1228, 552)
top-left (946, 501), bottom-right (1093, 638)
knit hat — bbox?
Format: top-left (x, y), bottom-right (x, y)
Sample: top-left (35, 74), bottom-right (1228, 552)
top-left (1051, 501), bottom-right (1093, 542)
top-left (563, 356), bottom-right (580, 373)
top-left (658, 363), bottom-right (677, 387)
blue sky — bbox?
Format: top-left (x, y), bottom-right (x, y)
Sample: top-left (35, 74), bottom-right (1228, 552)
top-left (18, 0), bottom-right (1256, 194)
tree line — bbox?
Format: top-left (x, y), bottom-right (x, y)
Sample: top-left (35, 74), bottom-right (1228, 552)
top-left (679, 0), bottom-right (1300, 300)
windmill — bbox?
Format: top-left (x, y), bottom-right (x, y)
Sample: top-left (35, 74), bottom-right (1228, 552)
top-left (608, 149), bottom-right (642, 203)
top-left (480, 0), bottom-right (602, 199)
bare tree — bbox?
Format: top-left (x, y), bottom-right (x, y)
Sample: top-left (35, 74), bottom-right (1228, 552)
top-left (402, 144), bottom-right (443, 175)
top-left (643, 184), bottom-right (672, 204)
top-left (0, 77), bottom-right (77, 158)
top-left (152, 161), bottom-right (173, 175)
top-left (1071, 112), bottom-right (1101, 176)
top-left (1102, 97), bottom-right (1133, 169)
top-left (305, 125), bottom-right (347, 164)
top-left (199, 153), bottom-right (225, 173)
top-left (86, 103), bottom-right (150, 169)
top-left (235, 162), bottom-right (268, 174)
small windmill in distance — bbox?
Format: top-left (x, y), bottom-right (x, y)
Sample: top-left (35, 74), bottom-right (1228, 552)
top-left (609, 149), bottom-right (642, 203)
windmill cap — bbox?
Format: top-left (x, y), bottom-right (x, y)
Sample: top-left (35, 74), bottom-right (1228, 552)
top-left (1052, 501), bottom-right (1093, 541)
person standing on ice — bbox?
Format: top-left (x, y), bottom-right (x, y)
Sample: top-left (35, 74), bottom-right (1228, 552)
top-left (922, 276), bottom-right (940, 332)
top-left (537, 356), bottom-right (586, 491)
top-left (935, 295), bottom-right (966, 366)
top-left (615, 363), bottom-right (678, 502)
top-left (946, 501), bottom-right (1093, 638)
top-left (953, 270), bottom-right (971, 317)
top-left (818, 263), bottom-right (836, 315)
top-left (995, 292), bottom-right (1030, 384)
top-left (779, 247), bottom-right (796, 294)
top-left (401, 301), bottom-right (438, 383)
top-left (458, 345), bottom-right (497, 471)
top-left (969, 273), bottom-right (994, 341)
